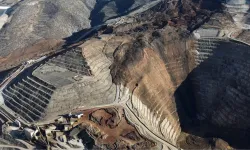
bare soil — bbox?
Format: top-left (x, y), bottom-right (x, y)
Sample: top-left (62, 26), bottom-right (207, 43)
top-left (0, 39), bottom-right (64, 72)
top-left (74, 106), bottom-right (156, 149)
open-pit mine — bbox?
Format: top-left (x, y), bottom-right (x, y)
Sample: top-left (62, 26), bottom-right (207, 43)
top-left (0, 0), bottom-right (249, 149)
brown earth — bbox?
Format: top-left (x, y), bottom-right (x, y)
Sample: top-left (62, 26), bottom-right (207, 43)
top-left (109, 24), bottom-right (194, 145)
top-left (0, 39), bottom-right (64, 71)
top-left (178, 133), bottom-right (232, 149)
top-left (74, 107), bottom-right (156, 149)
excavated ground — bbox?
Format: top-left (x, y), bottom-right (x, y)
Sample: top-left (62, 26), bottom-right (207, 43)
top-left (74, 106), bottom-right (157, 149)
top-left (1, 0), bottom-right (250, 149)
top-left (175, 38), bottom-right (250, 149)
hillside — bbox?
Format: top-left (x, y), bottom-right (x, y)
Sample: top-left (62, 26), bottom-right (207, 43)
top-left (0, 0), bottom-right (250, 149)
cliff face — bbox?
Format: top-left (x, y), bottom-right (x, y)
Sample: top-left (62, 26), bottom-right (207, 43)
top-left (97, 1), bottom-right (250, 148)
top-left (177, 38), bottom-right (250, 148)
top-left (109, 27), bottom-right (191, 145)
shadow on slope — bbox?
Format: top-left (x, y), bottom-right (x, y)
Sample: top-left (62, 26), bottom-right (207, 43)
top-left (89, 0), bottom-right (109, 27)
top-left (89, 0), bottom-right (136, 26)
top-left (115, 0), bottom-right (135, 14)
top-left (174, 39), bottom-right (250, 149)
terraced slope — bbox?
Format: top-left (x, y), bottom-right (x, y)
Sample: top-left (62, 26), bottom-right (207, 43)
top-left (47, 48), bottom-right (91, 76)
top-left (108, 27), bottom-right (190, 147)
top-left (5, 28), bottom-right (250, 149)
top-left (1, 0), bottom-right (250, 149)
top-left (2, 76), bottom-right (55, 122)
top-left (176, 37), bottom-right (250, 148)
top-left (0, 46), bottom-right (116, 123)
top-left (0, 29), bottom-right (187, 148)
top-left (192, 38), bottom-right (250, 128)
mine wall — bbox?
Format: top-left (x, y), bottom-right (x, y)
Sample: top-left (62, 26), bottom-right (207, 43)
top-left (194, 38), bottom-right (250, 126)
top-left (0, 59), bottom-right (57, 123)
top-left (110, 28), bottom-right (250, 148)
top-left (110, 28), bottom-right (192, 147)
top-left (0, 37), bottom-right (120, 125)
top-left (0, 47), bottom-right (91, 123)
top-left (46, 48), bottom-right (91, 76)
top-left (175, 37), bottom-right (250, 148)
top-left (2, 25), bottom-right (250, 148)
top-left (2, 76), bottom-right (55, 122)
top-left (36, 40), bottom-right (117, 123)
